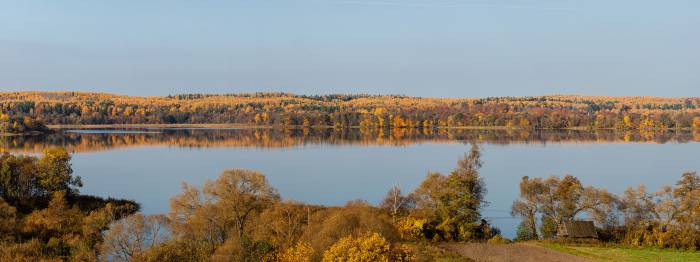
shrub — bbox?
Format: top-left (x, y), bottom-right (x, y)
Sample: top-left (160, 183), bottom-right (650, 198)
top-left (0, 239), bottom-right (47, 261)
top-left (136, 239), bottom-right (210, 262)
top-left (596, 227), bottom-right (626, 243)
top-left (211, 237), bottom-right (275, 262)
top-left (624, 226), bottom-right (700, 250)
top-left (322, 232), bottom-right (392, 262)
top-left (301, 205), bottom-right (398, 254)
top-left (390, 244), bottom-right (415, 261)
top-left (277, 242), bottom-right (314, 262)
top-left (487, 235), bottom-right (512, 244)
top-left (0, 197), bottom-right (17, 240)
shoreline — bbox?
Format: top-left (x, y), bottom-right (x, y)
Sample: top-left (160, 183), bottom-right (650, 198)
top-left (0, 130), bottom-right (53, 136)
top-left (45, 124), bottom-right (696, 132)
top-left (47, 123), bottom-right (273, 129)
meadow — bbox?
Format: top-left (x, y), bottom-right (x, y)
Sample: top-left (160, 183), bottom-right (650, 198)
top-left (539, 242), bottom-right (700, 262)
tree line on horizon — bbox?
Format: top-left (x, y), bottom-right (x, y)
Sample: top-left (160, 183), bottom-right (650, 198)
top-left (1, 92), bottom-right (699, 130)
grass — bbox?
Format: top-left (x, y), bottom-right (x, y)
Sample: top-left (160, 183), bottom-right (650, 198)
top-left (539, 242), bottom-right (700, 262)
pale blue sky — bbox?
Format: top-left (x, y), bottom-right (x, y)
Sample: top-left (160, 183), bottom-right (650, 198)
top-left (0, 0), bottom-right (698, 97)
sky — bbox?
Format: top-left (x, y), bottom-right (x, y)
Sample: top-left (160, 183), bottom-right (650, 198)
top-left (0, 0), bottom-right (698, 97)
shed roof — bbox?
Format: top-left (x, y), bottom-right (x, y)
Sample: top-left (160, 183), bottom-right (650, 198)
top-left (557, 221), bottom-right (598, 238)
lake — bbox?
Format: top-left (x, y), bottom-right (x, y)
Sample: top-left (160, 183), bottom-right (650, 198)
top-left (3, 128), bottom-right (699, 238)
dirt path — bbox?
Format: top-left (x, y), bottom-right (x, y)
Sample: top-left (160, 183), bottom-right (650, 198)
top-left (442, 243), bottom-right (594, 262)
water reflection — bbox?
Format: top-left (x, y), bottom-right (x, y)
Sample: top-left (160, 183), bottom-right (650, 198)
top-left (3, 127), bottom-right (698, 238)
top-left (2, 128), bottom-right (699, 153)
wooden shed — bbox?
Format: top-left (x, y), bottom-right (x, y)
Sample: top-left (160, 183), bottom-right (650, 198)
top-left (557, 221), bottom-right (598, 239)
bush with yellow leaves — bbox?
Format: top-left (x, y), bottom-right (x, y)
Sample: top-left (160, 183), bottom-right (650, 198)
top-left (322, 233), bottom-right (391, 262)
top-left (277, 242), bottom-right (314, 262)
top-left (322, 232), bottom-right (413, 262)
top-left (624, 226), bottom-right (700, 250)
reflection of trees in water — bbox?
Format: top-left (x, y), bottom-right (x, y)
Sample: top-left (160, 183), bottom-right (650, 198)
top-left (1, 128), bottom-right (698, 153)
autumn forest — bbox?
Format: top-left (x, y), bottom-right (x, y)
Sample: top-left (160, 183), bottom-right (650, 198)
top-left (1, 92), bottom-right (699, 131)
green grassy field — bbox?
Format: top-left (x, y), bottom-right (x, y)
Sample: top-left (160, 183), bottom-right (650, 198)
top-left (540, 243), bottom-right (700, 262)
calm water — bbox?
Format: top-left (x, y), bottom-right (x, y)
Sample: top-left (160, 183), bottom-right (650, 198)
top-left (4, 128), bottom-right (700, 238)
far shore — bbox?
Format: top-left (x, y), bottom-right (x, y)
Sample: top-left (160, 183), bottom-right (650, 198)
top-left (46, 124), bottom-right (544, 130)
top-left (45, 124), bottom-right (696, 132)
top-left (0, 130), bottom-right (52, 136)
top-left (47, 123), bottom-right (274, 129)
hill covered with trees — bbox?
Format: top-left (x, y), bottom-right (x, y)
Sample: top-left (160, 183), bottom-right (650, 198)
top-left (1, 92), bottom-right (699, 130)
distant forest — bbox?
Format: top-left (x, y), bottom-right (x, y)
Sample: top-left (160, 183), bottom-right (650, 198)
top-left (1, 92), bottom-right (699, 130)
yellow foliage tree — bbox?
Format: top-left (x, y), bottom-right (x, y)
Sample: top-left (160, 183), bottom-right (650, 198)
top-left (623, 115), bottom-right (633, 129)
top-left (639, 119), bottom-right (656, 130)
top-left (394, 217), bottom-right (426, 240)
top-left (519, 118), bottom-right (531, 127)
top-left (123, 106), bottom-right (134, 117)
